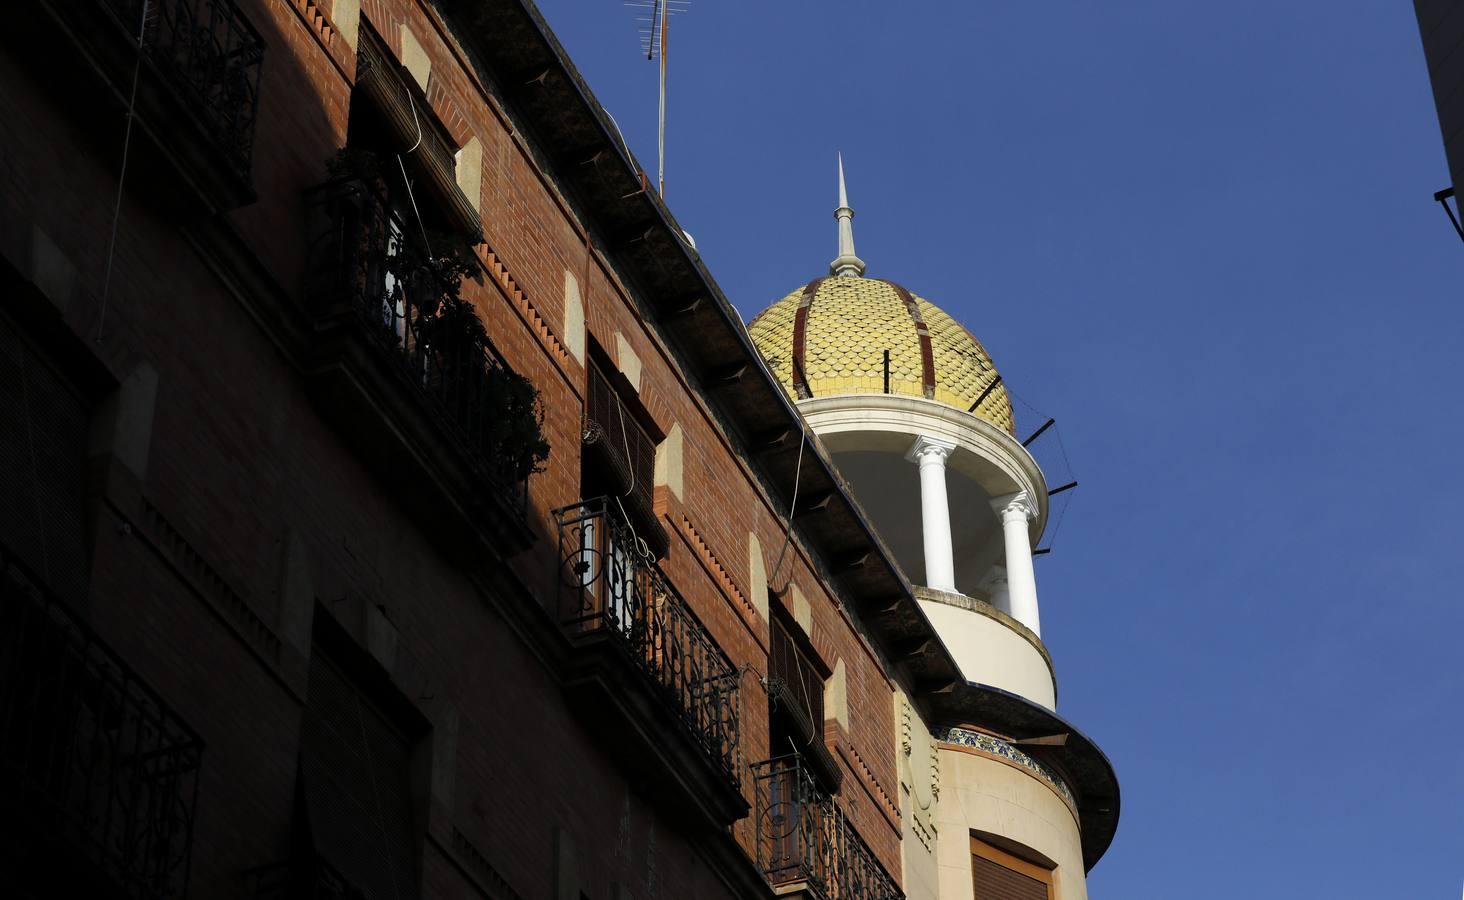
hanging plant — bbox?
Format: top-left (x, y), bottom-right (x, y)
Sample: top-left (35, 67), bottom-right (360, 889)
top-left (324, 147), bottom-right (551, 481)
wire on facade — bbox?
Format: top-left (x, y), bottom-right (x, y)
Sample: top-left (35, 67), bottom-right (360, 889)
top-left (396, 86), bottom-right (432, 257)
top-left (767, 420), bottom-right (807, 592)
top-left (1004, 383), bottom-right (1079, 556)
top-left (96, 0), bottom-right (150, 345)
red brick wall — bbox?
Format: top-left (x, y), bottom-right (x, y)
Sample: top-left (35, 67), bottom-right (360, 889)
top-left (0, 0), bottom-right (908, 893)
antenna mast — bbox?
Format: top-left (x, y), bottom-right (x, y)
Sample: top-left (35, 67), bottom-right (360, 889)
top-left (629, 0), bottom-right (689, 198)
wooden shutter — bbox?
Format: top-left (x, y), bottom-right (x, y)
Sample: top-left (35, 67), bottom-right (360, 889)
top-left (584, 361), bottom-right (656, 514)
top-left (300, 649), bottom-right (419, 900)
top-left (581, 360), bottom-right (669, 555)
top-left (768, 616), bottom-right (823, 743)
top-left (971, 838), bottom-right (1053, 900)
top-left (0, 313), bottom-right (89, 602)
top-left (353, 23), bottom-right (482, 242)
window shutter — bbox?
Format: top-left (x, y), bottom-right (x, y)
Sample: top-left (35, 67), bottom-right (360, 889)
top-left (0, 314), bottom-right (89, 602)
top-left (581, 361), bottom-right (668, 555)
top-left (300, 649), bottom-right (419, 900)
top-left (972, 853), bottom-right (1049, 900)
top-left (768, 616), bottom-right (823, 743)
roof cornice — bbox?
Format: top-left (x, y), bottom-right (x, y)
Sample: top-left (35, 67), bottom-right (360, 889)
top-left (433, 0), bottom-right (963, 698)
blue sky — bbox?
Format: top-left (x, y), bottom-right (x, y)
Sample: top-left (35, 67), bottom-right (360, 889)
top-left (533, 1), bottom-right (1464, 896)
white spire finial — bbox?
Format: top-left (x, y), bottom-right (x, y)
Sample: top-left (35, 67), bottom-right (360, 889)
top-left (838, 152), bottom-right (849, 208)
top-left (831, 152), bottom-right (866, 277)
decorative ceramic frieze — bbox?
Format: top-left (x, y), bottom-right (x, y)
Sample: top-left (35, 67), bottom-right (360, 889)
top-left (937, 726), bottom-right (1075, 809)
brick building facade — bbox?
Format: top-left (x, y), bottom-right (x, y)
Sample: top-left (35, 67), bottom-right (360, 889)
top-left (0, 1), bottom-right (992, 897)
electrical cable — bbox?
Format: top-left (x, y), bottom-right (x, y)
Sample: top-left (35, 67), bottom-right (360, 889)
top-left (767, 418), bottom-right (807, 592)
top-left (96, 0), bottom-right (150, 345)
top-left (395, 85), bottom-right (432, 257)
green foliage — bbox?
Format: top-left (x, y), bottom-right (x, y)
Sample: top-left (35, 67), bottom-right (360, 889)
top-left (328, 147), bottom-right (551, 481)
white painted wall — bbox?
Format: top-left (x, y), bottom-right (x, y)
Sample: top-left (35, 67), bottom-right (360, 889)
top-left (919, 600), bottom-right (1056, 709)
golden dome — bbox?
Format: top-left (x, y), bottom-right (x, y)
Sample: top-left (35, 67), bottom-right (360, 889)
top-left (748, 276), bottom-right (1016, 435)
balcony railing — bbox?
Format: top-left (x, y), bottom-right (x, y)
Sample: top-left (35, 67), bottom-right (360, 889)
top-left (555, 499), bottom-right (741, 788)
top-left (305, 175), bottom-right (545, 513)
top-left (0, 542), bottom-right (203, 898)
top-left (753, 755), bottom-right (902, 900)
top-left (243, 853), bottom-right (367, 899)
top-left (99, 0), bottom-right (264, 177)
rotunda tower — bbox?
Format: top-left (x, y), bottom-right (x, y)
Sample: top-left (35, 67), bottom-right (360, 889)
top-left (749, 157), bottom-right (1053, 709)
top-left (748, 158), bottom-right (1117, 899)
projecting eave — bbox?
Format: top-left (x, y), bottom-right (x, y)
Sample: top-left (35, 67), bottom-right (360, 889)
top-left (433, 0), bottom-right (964, 694)
top-left (929, 682), bottom-right (1121, 872)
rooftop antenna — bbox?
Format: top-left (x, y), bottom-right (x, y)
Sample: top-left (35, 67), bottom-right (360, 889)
top-left (626, 0), bottom-right (690, 197)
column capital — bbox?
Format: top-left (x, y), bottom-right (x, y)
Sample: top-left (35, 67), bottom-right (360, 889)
top-left (905, 435), bottom-right (957, 465)
top-left (991, 490), bottom-right (1038, 522)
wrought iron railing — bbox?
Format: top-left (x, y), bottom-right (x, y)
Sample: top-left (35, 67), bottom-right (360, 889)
top-left (99, 0), bottom-right (265, 176)
top-left (0, 542), bottom-right (203, 898)
top-left (243, 853), bottom-right (367, 899)
top-left (555, 498), bottom-right (741, 788)
top-left (752, 755), bottom-right (903, 900)
top-left (305, 176), bottom-right (544, 511)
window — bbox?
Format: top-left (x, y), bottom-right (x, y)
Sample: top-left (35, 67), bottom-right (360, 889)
top-left (768, 614), bottom-right (823, 743)
top-left (971, 835), bottom-right (1054, 900)
top-left (299, 637), bottom-right (423, 899)
top-left (584, 358), bottom-right (656, 519)
top-left (0, 309), bottom-right (90, 602)
top-left (766, 607), bottom-right (841, 791)
top-left (351, 21), bottom-right (481, 240)
top-left (579, 348), bottom-right (668, 557)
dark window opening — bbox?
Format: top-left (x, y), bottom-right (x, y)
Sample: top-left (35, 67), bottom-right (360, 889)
top-left (297, 626), bottom-right (426, 900)
top-left (0, 307), bottom-right (91, 604)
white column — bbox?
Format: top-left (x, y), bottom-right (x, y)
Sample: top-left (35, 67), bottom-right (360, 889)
top-left (978, 565), bottom-right (1011, 616)
top-left (992, 492), bottom-right (1041, 636)
top-left (906, 436), bottom-right (958, 593)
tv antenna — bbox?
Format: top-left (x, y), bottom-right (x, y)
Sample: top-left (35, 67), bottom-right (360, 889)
top-left (625, 0), bottom-right (690, 197)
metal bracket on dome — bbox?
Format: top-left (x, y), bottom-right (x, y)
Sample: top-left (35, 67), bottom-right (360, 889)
top-left (1022, 417), bottom-right (1055, 448)
top-left (1048, 480), bottom-right (1078, 497)
top-left (1433, 187), bottom-right (1464, 243)
top-left (968, 375), bottom-right (1004, 413)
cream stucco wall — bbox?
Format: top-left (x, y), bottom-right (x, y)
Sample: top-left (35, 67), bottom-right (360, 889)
top-left (919, 600), bottom-right (1056, 709)
top-left (936, 746), bottom-right (1087, 900)
top-left (897, 690), bottom-right (941, 900)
